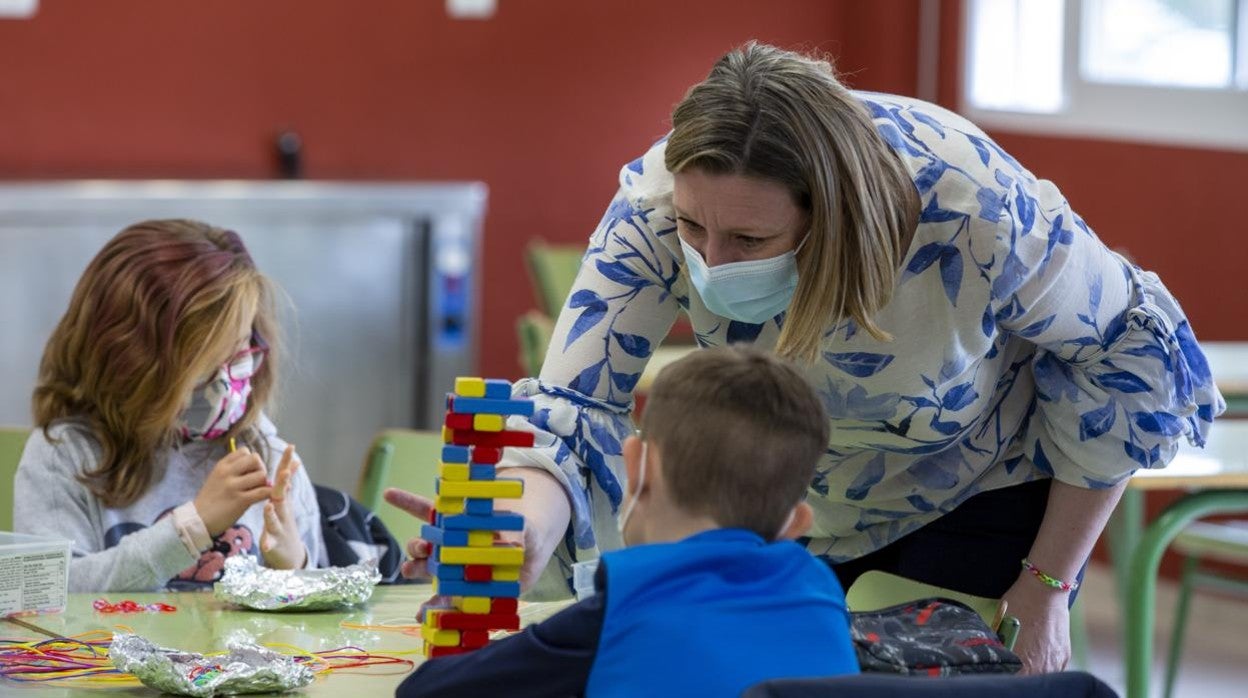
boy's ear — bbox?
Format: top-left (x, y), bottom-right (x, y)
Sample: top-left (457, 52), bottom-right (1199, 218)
top-left (778, 501), bottom-right (814, 540)
top-left (622, 435), bottom-right (642, 495)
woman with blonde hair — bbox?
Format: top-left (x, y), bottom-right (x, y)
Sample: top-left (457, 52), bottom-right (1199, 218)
top-left (15, 220), bottom-right (322, 591)
top-left (386, 42), bottom-right (1223, 672)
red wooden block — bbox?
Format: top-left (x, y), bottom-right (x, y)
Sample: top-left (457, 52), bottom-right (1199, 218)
top-left (460, 630), bottom-right (490, 649)
top-left (464, 565), bottom-right (493, 582)
top-left (449, 429), bottom-right (536, 448)
top-left (433, 612), bottom-right (521, 631)
top-left (470, 446), bottom-right (503, 464)
top-left (491, 598), bottom-right (519, 614)
top-left (444, 413), bottom-right (475, 430)
top-left (427, 645), bottom-right (473, 658)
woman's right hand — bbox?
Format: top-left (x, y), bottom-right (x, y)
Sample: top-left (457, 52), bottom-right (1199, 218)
top-left (381, 488), bottom-right (438, 580)
top-left (194, 447), bottom-right (272, 536)
top-left (383, 467), bottom-right (571, 594)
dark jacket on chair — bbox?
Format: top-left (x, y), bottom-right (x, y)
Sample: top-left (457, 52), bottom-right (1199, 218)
top-left (314, 484), bottom-right (407, 583)
top-left (743, 671), bottom-right (1118, 698)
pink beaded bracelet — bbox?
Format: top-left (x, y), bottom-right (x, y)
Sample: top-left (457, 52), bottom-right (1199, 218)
top-left (1021, 558), bottom-right (1079, 592)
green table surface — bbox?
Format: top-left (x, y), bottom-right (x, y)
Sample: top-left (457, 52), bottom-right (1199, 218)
top-left (2, 585), bottom-right (571, 696)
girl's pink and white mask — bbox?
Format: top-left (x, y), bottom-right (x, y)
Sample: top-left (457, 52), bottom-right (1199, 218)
top-left (179, 347), bottom-right (264, 441)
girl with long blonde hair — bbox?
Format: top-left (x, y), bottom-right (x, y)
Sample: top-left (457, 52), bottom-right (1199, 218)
top-left (15, 219), bottom-right (322, 591)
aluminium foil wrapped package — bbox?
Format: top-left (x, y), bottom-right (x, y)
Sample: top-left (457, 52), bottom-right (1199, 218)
top-left (109, 632), bottom-right (314, 697)
top-left (213, 554), bottom-right (380, 611)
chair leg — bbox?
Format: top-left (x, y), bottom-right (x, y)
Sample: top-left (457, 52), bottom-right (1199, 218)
top-left (1069, 595), bottom-right (1089, 670)
top-left (1163, 555), bottom-right (1200, 698)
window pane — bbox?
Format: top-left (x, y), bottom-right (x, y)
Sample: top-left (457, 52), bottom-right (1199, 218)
top-left (967, 0), bottom-right (1065, 112)
top-left (1082, 0), bottom-right (1234, 88)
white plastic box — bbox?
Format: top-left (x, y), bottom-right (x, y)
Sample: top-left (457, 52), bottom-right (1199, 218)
top-left (0, 531), bottom-right (71, 616)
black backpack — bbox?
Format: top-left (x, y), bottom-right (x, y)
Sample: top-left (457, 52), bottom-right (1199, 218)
top-left (313, 484), bottom-right (410, 584)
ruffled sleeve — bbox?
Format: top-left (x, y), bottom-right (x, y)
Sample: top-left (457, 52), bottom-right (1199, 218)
top-left (989, 178), bottom-right (1225, 488)
top-left (500, 141), bottom-right (682, 561)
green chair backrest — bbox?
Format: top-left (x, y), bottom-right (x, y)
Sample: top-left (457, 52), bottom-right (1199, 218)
top-left (845, 570), bottom-right (1015, 647)
top-left (516, 310), bottom-right (556, 377)
top-left (355, 429), bottom-right (445, 549)
top-left (525, 240), bottom-right (585, 317)
top-left (0, 426), bottom-right (32, 530)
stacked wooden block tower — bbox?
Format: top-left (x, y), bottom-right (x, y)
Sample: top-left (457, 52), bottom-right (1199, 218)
top-left (420, 377), bottom-right (536, 658)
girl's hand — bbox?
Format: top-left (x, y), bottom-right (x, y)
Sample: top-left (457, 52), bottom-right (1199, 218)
top-left (193, 448), bottom-right (271, 536)
top-left (260, 445), bottom-right (307, 569)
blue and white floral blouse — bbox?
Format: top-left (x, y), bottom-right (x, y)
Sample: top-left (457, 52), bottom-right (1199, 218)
top-left (503, 92), bottom-right (1225, 595)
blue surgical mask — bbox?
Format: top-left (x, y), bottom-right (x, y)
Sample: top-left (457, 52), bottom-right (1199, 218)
top-left (680, 235), bottom-right (805, 324)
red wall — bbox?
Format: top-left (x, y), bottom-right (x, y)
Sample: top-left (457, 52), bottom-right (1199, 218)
top-left (0, 0), bottom-right (851, 379)
top-left (3, 0), bottom-right (1241, 579)
top-left (7, 0), bottom-right (1233, 378)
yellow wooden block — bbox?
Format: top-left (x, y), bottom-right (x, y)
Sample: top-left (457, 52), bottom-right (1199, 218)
top-left (439, 463), bottom-right (470, 481)
top-left (439, 544), bottom-right (524, 566)
top-left (455, 377), bottom-right (487, 397)
top-left (456, 596), bottom-right (491, 614)
top-left (435, 496), bottom-right (465, 515)
top-left (491, 565), bottom-right (521, 582)
top-left (425, 608), bottom-right (446, 629)
top-left (473, 413), bottom-right (505, 432)
top-left (438, 479), bottom-right (523, 499)
top-left (466, 530), bottom-right (494, 547)
top-left (441, 425), bottom-right (453, 444)
top-left (421, 623), bottom-right (461, 647)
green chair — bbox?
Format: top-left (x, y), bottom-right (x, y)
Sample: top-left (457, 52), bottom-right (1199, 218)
top-left (355, 429), bottom-right (445, 550)
top-left (845, 570), bottom-right (1019, 649)
top-left (525, 240), bottom-right (584, 317)
top-left (517, 238), bottom-right (579, 377)
top-left (516, 310), bottom-right (556, 377)
top-left (0, 426), bottom-right (32, 531)
top-left (1163, 520), bottom-right (1248, 698)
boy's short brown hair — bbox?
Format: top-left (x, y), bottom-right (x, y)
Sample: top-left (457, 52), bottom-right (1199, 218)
top-left (638, 346), bottom-right (829, 539)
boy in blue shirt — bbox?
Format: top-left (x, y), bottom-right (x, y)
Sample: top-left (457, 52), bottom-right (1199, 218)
top-left (396, 347), bottom-right (859, 697)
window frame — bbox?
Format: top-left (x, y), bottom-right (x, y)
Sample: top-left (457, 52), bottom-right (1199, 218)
top-left (961, 0), bottom-right (1248, 152)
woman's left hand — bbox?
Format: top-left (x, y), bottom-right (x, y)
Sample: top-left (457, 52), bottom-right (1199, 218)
top-left (260, 445), bottom-right (307, 569)
top-left (1000, 576), bottom-right (1071, 674)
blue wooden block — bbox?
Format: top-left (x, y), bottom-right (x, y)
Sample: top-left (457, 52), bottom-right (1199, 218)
top-left (421, 524), bottom-right (447, 545)
top-left (469, 464), bottom-right (496, 480)
top-left (428, 555), bottom-right (465, 581)
top-left (441, 445), bottom-right (470, 464)
top-left (433, 562), bottom-right (465, 581)
top-left (436, 579), bottom-right (521, 598)
top-left (441, 512), bottom-right (523, 532)
top-left (445, 394), bottom-right (535, 417)
top-left (484, 379), bottom-right (512, 399)
top-left (422, 524), bottom-right (476, 547)
top-left (465, 498), bottom-right (494, 516)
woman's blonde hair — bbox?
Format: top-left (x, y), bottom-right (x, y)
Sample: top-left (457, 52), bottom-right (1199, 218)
top-left (666, 42), bottom-right (914, 362)
top-left (33, 220), bottom-right (280, 508)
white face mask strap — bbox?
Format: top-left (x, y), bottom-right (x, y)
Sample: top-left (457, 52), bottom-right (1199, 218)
top-left (774, 506), bottom-right (798, 540)
top-left (618, 440), bottom-right (647, 541)
top-left (794, 230), bottom-right (812, 255)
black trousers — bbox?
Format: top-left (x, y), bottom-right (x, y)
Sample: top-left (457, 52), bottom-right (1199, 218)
top-left (827, 479), bottom-right (1085, 606)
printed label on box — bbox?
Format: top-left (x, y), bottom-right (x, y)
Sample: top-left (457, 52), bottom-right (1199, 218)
top-left (0, 550), bottom-right (68, 615)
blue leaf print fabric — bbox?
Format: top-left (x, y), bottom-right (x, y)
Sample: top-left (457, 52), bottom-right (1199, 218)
top-left (504, 91), bottom-right (1224, 596)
